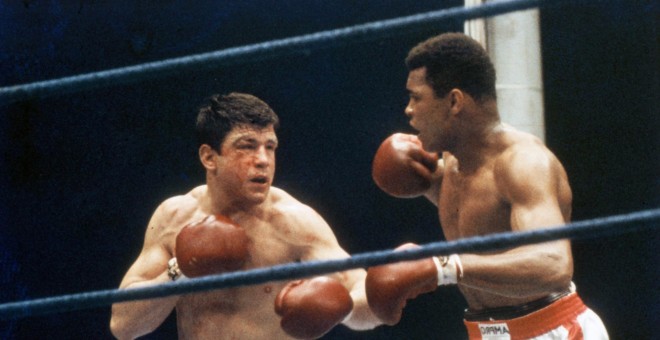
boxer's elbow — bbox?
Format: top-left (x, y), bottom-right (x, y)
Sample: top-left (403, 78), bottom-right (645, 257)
top-left (110, 310), bottom-right (151, 340)
top-left (110, 315), bottom-right (133, 340)
top-left (110, 315), bottom-right (129, 340)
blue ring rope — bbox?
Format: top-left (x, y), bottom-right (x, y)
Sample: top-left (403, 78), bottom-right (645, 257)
top-left (0, 0), bottom-right (575, 106)
top-left (0, 208), bottom-right (657, 320)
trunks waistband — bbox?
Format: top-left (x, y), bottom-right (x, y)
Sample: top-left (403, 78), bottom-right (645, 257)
top-left (464, 289), bottom-right (571, 321)
top-left (464, 293), bottom-right (587, 340)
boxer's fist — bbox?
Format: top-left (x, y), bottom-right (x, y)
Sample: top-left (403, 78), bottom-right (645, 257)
top-left (372, 133), bottom-right (439, 198)
top-left (365, 243), bottom-right (438, 325)
top-left (175, 214), bottom-right (250, 278)
top-left (275, 276), bottom-right (353, 339)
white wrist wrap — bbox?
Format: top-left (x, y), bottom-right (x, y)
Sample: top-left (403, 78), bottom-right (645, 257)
top-left (167, 257), bottom-right (188, 281)
top-left (432, 254), bottom-right (463, 286)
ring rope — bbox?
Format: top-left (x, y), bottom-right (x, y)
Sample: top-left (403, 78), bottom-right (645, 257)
top-left (0, 207), bottom-right (657, 320)
top-left (0, 0), bottom-right (576, 106)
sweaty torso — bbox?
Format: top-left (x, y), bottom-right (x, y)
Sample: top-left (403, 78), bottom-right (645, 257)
top-left (437, 130), bottom-right (571, 310)
top-left (159, 186), bottom-right (313, 339)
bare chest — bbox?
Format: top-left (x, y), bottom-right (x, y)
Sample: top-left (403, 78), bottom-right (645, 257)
top-left (176, 282), bottom-right (290, 339)
top-left (439, 166), bottom-right (510, 239)
top-left (175, 218), bottom-right (301, 337)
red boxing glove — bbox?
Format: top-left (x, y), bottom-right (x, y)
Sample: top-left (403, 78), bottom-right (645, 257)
top-left (275, 276), bottom-right (354, 339)
top-left (372, 133), bottom-right (439, 198)
top-left (175, 214), bottom-right (250, 278)
top-left (365, 243), bottom-right (440, 325)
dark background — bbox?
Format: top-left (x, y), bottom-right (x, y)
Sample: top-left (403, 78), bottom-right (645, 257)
top-left (0, 1), bottom-right (657, 339)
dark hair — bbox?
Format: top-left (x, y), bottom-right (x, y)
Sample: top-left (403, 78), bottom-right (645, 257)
top-left (195, 92), bottom-right (280, 151)
top-left (405, 32), bottom-right (496, 101)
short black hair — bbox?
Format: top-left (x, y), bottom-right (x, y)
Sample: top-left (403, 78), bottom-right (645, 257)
top-left (195, 92), bottom-right (280, 151)
top-left (406, 32), bottom-right (497, 101)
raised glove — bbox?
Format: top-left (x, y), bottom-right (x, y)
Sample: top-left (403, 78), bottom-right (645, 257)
top-left (175, 214), bottom-right (250, 278)
top-left (366, 243), bottom-right (462, 325)
top-left (372, 133), bottom-right (438, 198)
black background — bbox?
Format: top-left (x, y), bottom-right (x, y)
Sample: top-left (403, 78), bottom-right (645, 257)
top-left (1, 1), bottom-right (657, 339)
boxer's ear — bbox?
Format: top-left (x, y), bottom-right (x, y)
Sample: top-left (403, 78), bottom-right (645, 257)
top-left (199, 144), bottom-right (217, 170)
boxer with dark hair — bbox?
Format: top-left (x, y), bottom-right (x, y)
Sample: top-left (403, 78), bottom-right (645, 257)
top-left (367, 33), bottom-right (609, 339)
top-left (110, 92), bottom-right (381, 339)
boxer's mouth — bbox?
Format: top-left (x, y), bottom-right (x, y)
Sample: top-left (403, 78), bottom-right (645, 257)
top-left (250, 176), bottom-right (268, 184)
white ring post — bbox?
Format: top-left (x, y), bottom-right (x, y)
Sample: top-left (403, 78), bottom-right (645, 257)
top-left (465, 0), bottom-right (546, 141)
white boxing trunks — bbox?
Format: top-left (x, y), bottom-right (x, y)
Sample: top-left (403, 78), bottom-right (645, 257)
top-left (463, 290), bottom-right (608, 340)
